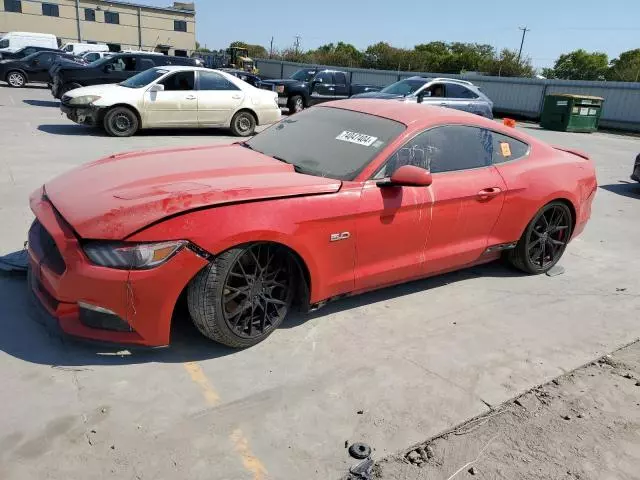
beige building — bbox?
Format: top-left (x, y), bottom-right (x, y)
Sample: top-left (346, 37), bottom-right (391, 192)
top-left (0, 0), bottom-right (195, 56)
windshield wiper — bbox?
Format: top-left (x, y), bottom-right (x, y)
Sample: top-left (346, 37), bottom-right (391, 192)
top-left (271, 155), bottom-right (309, 174)
top-left (238, 141), bottom-right (254, 150)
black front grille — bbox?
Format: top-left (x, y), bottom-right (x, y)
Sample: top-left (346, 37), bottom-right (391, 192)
top-left (29, 220), bottom-right (66, 275)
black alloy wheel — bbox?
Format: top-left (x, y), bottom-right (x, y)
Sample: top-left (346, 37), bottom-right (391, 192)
top-left (188, 243), bottom-right (295, 348)
top-left (103, 106), bottom-right (139, 137)
top-left (508, 201), bottom-right (573, 274)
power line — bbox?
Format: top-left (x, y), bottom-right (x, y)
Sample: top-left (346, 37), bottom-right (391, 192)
top-left (517, 26), bottom-right (530, 63)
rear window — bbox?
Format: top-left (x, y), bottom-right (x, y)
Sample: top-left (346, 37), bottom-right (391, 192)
top-left (492, 132), bottom-right (530, 164)
top-left (246, 107), bottom-right (406, 180)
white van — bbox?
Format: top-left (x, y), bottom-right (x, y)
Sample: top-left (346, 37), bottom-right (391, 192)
top-left (0, 32), bottom-right (58, 52)
top-left (61, 43), bottom-right (109, 55)
top-left (80, 51), bottom-right (113, 63)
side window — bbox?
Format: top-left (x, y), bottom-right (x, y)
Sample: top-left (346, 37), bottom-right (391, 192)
top-left (377, 125), bottom-right (493, 177)
top-left (160, 71), bottom-right (195, 91)
top-left (314, 71), bottom-right (333, 83)
top-left (137, 58), bottom-right (156, 71)
top-left (492, 132), bottom-right (529, 164)
top-left (123, 56), bottom-right (137, 71)
top-left (24, 47), bottom-right (36, 55)
top-left (426, 83), bottom-right (445, 97)
top-left (85, 52), bottom-right (99, 62)
top-left (334, 72), bottom-right (347, 85)
top-left (446, 84), bottom-right (478, 99)
top-left (198, 71), bottom-right (239, 90)
top-left (37, 53), bottom-right (54, 66)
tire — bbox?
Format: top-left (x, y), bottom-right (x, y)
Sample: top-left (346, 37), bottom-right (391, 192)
top-left (288, 95), bottom-right (304, 114)
top-left (6, 71), bottom-right (26, 88)
top-left (187, 244), bottom-right (295, 348)
top-left (103, 106), bottom-right (139, 137)
top-left (229, 110), bottom-right (256, 137)
top-left (507, 201), bottom-right (573, 274)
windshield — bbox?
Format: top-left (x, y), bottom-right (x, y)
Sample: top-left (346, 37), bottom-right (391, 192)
top-left (246, 107), bottom-right (405, 180)
top-left (290, 69), bottom-right (316, 82)
top-left (381, 78), bottom-right (429, 95)
top-left (119, 68), bottom-right (168, 88)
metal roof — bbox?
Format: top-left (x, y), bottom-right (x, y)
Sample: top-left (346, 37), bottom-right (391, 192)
top-left (93, 0), bottom-right (195, 14)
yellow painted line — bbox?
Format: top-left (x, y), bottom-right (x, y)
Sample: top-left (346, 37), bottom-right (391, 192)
top-left (230, 428), bottom-right (269, 480)
top-left (183, 362), bottom-right (268, 479)
top-left (183, 361), bottom-right (220, 406)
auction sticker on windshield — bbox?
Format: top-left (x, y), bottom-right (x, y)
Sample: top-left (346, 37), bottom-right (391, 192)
top-left (336, 131), bottom-right (378, 147)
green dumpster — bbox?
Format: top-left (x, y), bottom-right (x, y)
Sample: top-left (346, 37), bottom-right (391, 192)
top-left (540, 94), bottom-right (604, 133)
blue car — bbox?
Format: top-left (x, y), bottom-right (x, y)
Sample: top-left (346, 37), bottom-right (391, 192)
top-left (352, 76), bottom-right (494, 119)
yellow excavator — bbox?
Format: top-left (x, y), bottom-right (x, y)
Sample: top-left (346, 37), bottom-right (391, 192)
top-left (227, 47), bottom-right (258, 74)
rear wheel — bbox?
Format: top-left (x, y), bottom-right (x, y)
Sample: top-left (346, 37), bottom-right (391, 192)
top-left (288, 95), bottom-right (304, 113)
top-left (230, 110), bottom-right (256, 137)
top-left (6, 71), bottom-right (26, 88)
top-left (187, 244), bottom-right (295, 348)
top-left (103, 106), bottom-right (139, 137)
top-left (507, 201), bottom-right (573, 274)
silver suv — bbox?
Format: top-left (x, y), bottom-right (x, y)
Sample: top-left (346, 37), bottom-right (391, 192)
top-left (352, 76), bottom-right (494, 119)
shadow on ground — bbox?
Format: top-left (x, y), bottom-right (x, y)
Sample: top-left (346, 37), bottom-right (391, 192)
top-left (599, 182), bottom-right (640, 199)
top-left (23, 99), bottom-right (59, 107)
top-left (1, 84), bottom-right (49, 89)
top-left (0, 262), bottom-right (521, 368)
top-left (37, 124), bottom-right (233, 137)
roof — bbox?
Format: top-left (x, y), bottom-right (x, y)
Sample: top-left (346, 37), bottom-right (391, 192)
top-left (93, 0), bottom-right (195, 14)
top-left (321, 99), bottom-right (495, 128)
top-left (154, 65), bottom-right (209, 72)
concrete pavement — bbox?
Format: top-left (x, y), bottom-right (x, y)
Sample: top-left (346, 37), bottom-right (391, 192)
top-left (1, 85), bottom-right (639, 479)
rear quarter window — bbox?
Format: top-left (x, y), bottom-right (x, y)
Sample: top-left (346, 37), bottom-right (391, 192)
top-left (492, 133), bottom-right (530, 164)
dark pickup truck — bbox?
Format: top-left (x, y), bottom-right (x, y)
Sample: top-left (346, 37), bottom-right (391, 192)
top-left (260, 68), bottom-right (381, 112)
top-left (50, 52), bottom-right (196, 98)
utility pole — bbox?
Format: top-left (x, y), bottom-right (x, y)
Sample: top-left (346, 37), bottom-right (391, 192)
top-left (294, 35), bottom-right (301, 55)
top-left (517, 26), bottom-right (530, 63)
top-left (269, 36), bottom-right (274, 58)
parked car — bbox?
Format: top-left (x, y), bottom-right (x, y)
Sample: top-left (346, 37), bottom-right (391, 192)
top-left (218, 68), bottom-right (263, 88)
top-left (1, 51), bottom-right (78, 87)
top-left (0, 32), bottom-right (58, 54)
top-left (0, 45), bottom-right (61, 61)
top-left (50, 52), bottom-right (197, 98)
top-left (260, 68), bottom-right (381, 112)
top-left (28, 100), bottom-right (596, 349)
top-left (60, 66), bottom-right (280, 137)
top-left (61, 42), bottom-right (109, 55)
top-left (632, 154), bottom-right (640, 182)
top-left (79, 51), bottom-right (114, 64)
top-left (353, 77), bottom-right (494, 119)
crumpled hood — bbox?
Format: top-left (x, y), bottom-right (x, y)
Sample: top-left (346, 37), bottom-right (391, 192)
top-left (64, 83), bottom-right (124, 98)
top-left (351, 92), bottom-right (403, 99)
top-left (44, 144), bottom-right (342, 240)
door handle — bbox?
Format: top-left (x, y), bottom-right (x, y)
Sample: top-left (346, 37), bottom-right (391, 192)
top-left (232, 94), bottom-right (242, 99)
top-left (328, 87), bottom-right (335, 91)
top-left (439, 102), bottom-right (447, 106)
top-left (185, 95), bottom-right (196, 100)
top-left (477, 187), bottom-right (502, 201)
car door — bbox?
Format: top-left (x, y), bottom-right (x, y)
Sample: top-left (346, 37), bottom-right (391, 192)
top-left (143, 70), bottom-right (198, 127)
top-left (355, 141), bottom-right (433, 291)
top-left (29, 52), bottom-right (55, 81)
top-left (101, 55), bottom-right (138, 84)
top-left (309, 71), bottom-right (336, 105)
top-left (333, 72), bottom-right (349, 99)
top-left (442, 83), bottom-right (474, 113)
top-left (196, 70), bottom-right (244, 126)
top-left (416, 125), bottom-right (507, 274)
top-left (417, 82), bottom-right (447, 108)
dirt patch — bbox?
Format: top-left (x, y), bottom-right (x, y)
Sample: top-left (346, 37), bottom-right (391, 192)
top-left (375, 342), bottom-right (640, 480)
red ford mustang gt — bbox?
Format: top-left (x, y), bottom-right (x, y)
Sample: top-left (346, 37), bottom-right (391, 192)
top-left (28, 100), bottom-right (597, 348)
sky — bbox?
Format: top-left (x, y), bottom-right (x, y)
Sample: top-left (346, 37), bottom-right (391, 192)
top-left (156, 0), bottom-right (640, 68)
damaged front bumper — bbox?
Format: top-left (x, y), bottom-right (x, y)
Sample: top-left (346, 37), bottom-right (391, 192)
top-left (28, 187), bottom-right (208, 347)
top-left (60, 104), bottom-right (103, 126)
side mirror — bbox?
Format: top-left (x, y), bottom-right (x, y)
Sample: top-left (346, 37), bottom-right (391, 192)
top-left (377, 165), bottom-right (432, 188)
top-left (149, 83), bottom-right (164, 92)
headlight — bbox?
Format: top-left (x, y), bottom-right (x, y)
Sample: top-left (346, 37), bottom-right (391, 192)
top-left (83, 241), bottom-right (187, 269)
top-left (69, 95), bottom-right (101, 106)
top-left (276, 85), bottom-right (285, 93)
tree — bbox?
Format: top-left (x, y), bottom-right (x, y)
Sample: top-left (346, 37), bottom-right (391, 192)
top-left (307, 42), bottom-right (364, 67)
top-left (483, 49), bottom-right (534, 77)
top-left (194, 41), bottom-right (211, 53)
top-left (607, 49), bottom-right (640, 82)
top-left (229, 41), bottom-right (268, 59)
top-left (552, 49), bottom-right (608, 80)
top-left (540, 67), bottom-right (556, 79)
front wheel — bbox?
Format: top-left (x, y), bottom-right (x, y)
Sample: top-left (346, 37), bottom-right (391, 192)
top-left (507, 201), bottom-right (573, 274)
top-left (103, 106), bottom-right (139, 137)
top-left (288, 95), bottom-right (305, 113)
top-left (6, 71), bottom-right (26, 88)
top-left (230, 110), bottom-right (256, 137)
top-left (187, 244), bottom-right (295, 348)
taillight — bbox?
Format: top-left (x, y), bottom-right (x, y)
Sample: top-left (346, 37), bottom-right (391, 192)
top-left (276, 85), bottom-right (285, 93)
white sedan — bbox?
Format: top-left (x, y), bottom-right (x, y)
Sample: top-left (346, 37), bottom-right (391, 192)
top-left (60, 66), bottom-right (281, 137)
